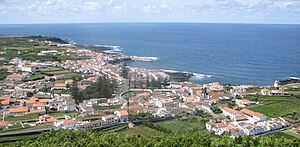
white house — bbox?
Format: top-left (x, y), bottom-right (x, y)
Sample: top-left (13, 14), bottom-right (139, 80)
top-left (237, 123), bottom-right (265, 135)
top-left (153, 108), bottom-right (171, 118)
top-left (107, 98), bottom-right (120, 105)
top-left (221, 107), bottom-right (247, 121)
top-left (30, 102), bottom-right (46, 114)
top-left (5, 73), bottom-right (25, 81)
top-left (271, 90), bottom-right (289, 96)
top-left (21, 66), bottom-right (35, 72)
top-left (235, 99), bottom-right (257, 107)
top-left (230, 86), bottom-right (246, 93)
top-left (206, 120), bottom-right (228, 135)
top-left (32, 102), bottom-right (45, 110)
top-left (53, 83), bottom-right (67, 90)
top-left (156, 98), bottom-right (173, 108)
top-left (201, 103), bottom-right (212, 113)
top-left (81, 120), bottom-right (104, 128)
top-left (102, 115), bottom-right (116, 124)
top-left (54, 119), bottom-right (76, 129)
top-left (114, 110), bottom-right (129, 122)
top-left (208, 82), bottom-right (224, 91)
top-left (261, 88), bottom-right (271, 95)
top-left (240, 108), bottom-right (267, 121)
top-left (51, 99), bottom-right (76, 112)
top-left (10, 106), bottom-right (29, 116)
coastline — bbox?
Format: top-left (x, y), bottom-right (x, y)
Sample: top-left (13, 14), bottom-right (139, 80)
top-left (71, 42), bottom-right (298, 85)
top-left (2, 35), bottom-right (297, 85)
top-left (83, 44), bottom-right (212, 83)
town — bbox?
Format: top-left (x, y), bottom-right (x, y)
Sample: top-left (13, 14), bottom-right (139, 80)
top-left (0, 36), bottom-right (300, 141)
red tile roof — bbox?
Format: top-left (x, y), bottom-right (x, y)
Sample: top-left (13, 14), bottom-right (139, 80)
top-left (117, 110), bottom-right (128, 116)
top-left (7, 73), bottom-right (24, 79)
top-left (160, 98), bottom-right (173, 103)
top-left (1, 99), bottom-right (10, 105)
top-left (240, 108), bottom-right (265, 117)
top-left (32, 102), bottom-right (45, 107)
top-left (0, 121), bottom-right (8, 126)
top-left (103, 114), bottom-right (114, 119)
top-left (63, 119), bottom-right (75, 124)
top-left (10, 106), bottom-right (28, 113)
top-left (242, 99), bottom-right (252, 103)
top-left (30, 109), bottom-right (46, 113)
top-left (39, 99), bottom-right (49, 103)
top-left (54, 83), bottom-right (66, 87)
top-left (222, 107), bottom-right (240, 114)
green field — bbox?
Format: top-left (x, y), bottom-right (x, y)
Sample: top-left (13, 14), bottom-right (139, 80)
top-left (121, 115), bottom-right (210, 137)
top-left (26, 73), bottom-right (45, 81)
top-left (0, 36), bottom-right (89, 62)
top-left (246, 87), bottom-right (263, 93)
top-left (93, 105), bottom-right (121, 110)
top-left (121, 125), bottom-right (161, 137)
top-left (23, 69), bottom-right (80, 81)
top-left (265, 129), bottom-right (300, 139)
top-left (155, 116), bottom-right (208, 133)
top-left (121, 91), bottom-right (141, 99)
top-left (45, 69), bottom-right (73, 75)
top-left (47, 111), bottom-right (79, 118)
top-left (43, 69), bottom-right (81, 79)
top-left (0, 69), bottom-right (9, 80)
top-left (282, 130), bottom-right (300, 139)
top-left (5, 113), bottom-right (39, 121)
top-left (249, 95), bottom-right (300, 117)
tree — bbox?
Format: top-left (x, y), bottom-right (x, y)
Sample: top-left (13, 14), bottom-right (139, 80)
top-left (26, 92), bottom-right (34, 97)
top-left (70, 84), bottom-right (82, 104)
top-left (146, 72), bottom-right (150, 89)
top-left (72, 75), bottom-right (116, 103)
top-left (120, 63), bottom-right (128, 79)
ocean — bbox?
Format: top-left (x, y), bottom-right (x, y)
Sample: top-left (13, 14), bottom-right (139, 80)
top-left (0, 23), bottom-right (299, 85)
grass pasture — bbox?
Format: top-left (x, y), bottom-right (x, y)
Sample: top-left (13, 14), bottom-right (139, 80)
top-left (249, 95), bottom-right (300, 117)
top-left (5, 113), bottom-right (39, 121)
top-left (265, 129), bottom-right (300, 139)
top-left (45, 69), bottom-right (73, 75)
top-left (121, 125), bottom-right (161, 137)
top-left (121, 115), bottom-right (209, 137)
top-left (155, 116), bottom-right (208, 133)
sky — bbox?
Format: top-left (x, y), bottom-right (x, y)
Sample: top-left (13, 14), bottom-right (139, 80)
top-left (0, 0), bottom-right (300, 24)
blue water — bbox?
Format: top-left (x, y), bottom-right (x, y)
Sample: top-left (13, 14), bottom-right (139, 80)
top-left (0, 23), bottom-right (300, 85)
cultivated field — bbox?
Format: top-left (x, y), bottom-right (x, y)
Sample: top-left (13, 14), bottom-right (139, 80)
top-left (250, 95), bottom-right (300, 118)
top-left (121, 115), bottom-right (210, 137)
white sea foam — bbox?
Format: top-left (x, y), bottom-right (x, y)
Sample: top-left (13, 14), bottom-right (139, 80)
top-left (94, 45), bottom-right (123, 54)
top-left (131, 56), bottom-right (158, 61)
top-left (68, 40), bottom-right (76, 45)
top-left (160, 69), bottom-right (212, 79)
top-left (191, 73), bottom-right (212, 80)
top-left (94, 45), bottom-right (120, 48)
top-left (290, 76), bottom-right (300, 80)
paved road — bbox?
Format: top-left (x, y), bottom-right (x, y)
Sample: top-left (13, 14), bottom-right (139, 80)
top-left (116, 79), bottom-right (129, 98)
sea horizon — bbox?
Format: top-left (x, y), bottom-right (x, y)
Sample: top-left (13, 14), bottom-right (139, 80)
top-left (1, 22), bottom-right (300, 25)
top-left (0, 23), bottom-right (299, 85)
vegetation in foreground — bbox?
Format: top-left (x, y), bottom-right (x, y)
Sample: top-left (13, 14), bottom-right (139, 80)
top-left (8, 129), bottom-right (300, 146)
